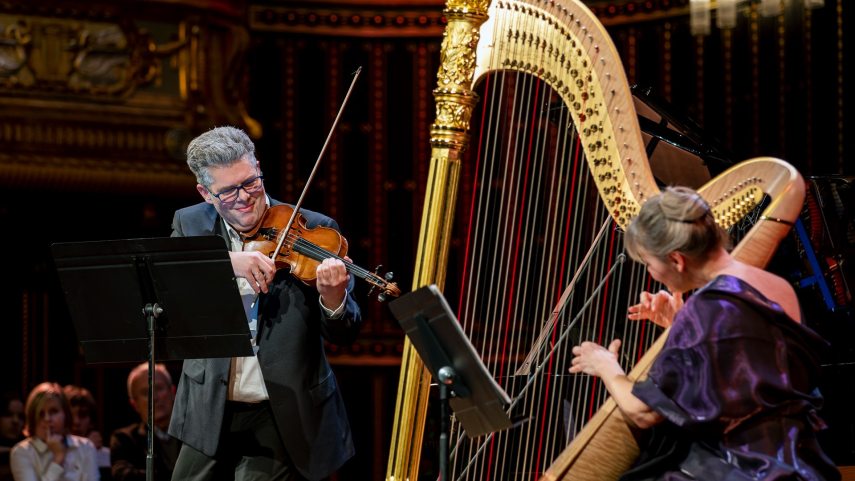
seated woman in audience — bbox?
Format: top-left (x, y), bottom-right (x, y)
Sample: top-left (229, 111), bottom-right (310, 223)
top-left (10, 382), bottom-right (99, 481)
top-left (62, 386), bottom-right (110, 479)
top-left (0, 392), bottom-right (25, 481)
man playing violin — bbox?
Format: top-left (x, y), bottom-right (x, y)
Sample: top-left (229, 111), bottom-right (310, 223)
top-left (168, 126), bottom-right (362, 481)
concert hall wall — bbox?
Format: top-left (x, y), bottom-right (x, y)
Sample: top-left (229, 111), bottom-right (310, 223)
top-left (0, 1), bottom-right (852, 479)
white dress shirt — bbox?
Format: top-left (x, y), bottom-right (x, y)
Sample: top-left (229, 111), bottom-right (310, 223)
top-left (222, 202), bottom-right (346, 403)
top-left (10, 435), bottom-right (100, 481)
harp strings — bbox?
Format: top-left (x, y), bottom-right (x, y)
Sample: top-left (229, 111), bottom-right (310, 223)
top-left (453, 246), bottom-right (630, 478)
top-left (452, 5), bottom-right (518, 477)
top-left (448, 73), bottom-right (588, 479)
top-left (447, 3), bottom-right (659, 479)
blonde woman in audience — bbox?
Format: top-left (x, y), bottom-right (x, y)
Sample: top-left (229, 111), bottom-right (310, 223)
top-left (10, 382), bottom-right (99, 481)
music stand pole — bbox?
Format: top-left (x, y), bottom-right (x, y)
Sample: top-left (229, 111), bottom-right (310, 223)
top-left (438, 366), bottom-right (455, 481)
top-left (144, 303), bottom-right (161, 481)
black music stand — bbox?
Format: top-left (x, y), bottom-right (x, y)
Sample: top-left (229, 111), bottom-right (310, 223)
top-left (389, 284), bottom-right (512, 481)
top-left (51, 236), bottom-right (254, 481)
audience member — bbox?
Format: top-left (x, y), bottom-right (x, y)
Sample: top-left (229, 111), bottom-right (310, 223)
top-left (0, 392), bottom-right (25, 481)
top-left (110, 363), bottom-right (179, 481)
top-left (62, 386), bottom-right (110, 478)
top-left (10, 382), bottom-right (99, 481)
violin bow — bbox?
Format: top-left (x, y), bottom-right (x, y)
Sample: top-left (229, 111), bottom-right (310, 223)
top-left (270, 66), bottom-right (363, 260)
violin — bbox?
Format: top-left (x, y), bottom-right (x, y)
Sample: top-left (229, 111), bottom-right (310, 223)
top-left (241, 204), bottom-right (401, 301)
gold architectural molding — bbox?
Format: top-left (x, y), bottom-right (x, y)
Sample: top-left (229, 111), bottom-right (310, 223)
top-left (0, 0), bottom-right (257, 194)
top-left (249, 2), bottom-right (448, 37)
top-left (0, 153), bottom-right (190, 196)
top-left (247, 1), bottom-right (695, 37)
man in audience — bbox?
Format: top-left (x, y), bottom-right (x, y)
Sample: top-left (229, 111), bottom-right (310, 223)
top-left (110, 363), bottom-right (180, 481)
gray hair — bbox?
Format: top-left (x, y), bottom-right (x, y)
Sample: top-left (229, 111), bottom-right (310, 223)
top-left (127, 362), bottom-right (173, 398)
top-left (624, 186), bottom-right (729, 262)
top-left (186, 126), bottom-right (257, 187)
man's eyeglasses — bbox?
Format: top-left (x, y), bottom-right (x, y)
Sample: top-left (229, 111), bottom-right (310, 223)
top-left (211, 174), bottom-right (264, 203)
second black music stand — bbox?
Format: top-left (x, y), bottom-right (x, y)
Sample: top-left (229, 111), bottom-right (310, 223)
top-left (389, 284), bottom-right (512, 481)
top-left (52, 236), bottom-right (253, 481)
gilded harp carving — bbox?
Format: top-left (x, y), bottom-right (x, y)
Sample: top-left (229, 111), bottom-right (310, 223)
top-left (387, 1), bottom-right (804, 480)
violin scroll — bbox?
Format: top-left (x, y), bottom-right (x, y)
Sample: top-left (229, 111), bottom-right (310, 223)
top-left (367, 265), bottom-right (401, 302)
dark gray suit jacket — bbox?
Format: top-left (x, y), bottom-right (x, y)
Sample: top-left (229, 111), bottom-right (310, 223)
top-left (167, 200), bottom-right (361, 481)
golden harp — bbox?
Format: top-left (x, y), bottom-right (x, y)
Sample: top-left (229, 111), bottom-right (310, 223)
top-left (387, 1), bottom-right (805, 480)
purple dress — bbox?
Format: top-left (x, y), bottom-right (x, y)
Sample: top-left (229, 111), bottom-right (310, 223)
top-left (623, 275), bottom-right (840, 481)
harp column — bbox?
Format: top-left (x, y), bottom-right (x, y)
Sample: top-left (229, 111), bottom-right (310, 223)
top-left (385, 1), bottom-right (488, 480)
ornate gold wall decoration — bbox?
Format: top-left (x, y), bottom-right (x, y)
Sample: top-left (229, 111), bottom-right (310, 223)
top-left (0, 1), bottom-right (258, 195)
top-left (0, 19), bottom-right (34, 86)
top-left (0, 14), bottom-right (178, 97)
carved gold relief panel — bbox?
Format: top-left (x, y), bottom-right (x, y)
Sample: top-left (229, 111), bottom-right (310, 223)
top-left (0, 14), bottom-right (182, 99)
top-left (0, 2), bottom-right (255, 195)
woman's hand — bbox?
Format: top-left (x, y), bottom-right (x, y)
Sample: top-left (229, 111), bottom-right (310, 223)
top-left (39, 426), bottom-right (66, 466)
top-left (627, 290), bottom-right (683, 328)
top-left (569, 339), bottom-right (664, 429)
top-left (569, 339), bottom-right (624, 379)
top-left (230, 251), bottom-right (276, 294)
top-left (316, 256), bottom-right (351, 310)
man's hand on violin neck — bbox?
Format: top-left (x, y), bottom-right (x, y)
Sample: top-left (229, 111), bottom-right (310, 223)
top-left (317, 257), bottom-right (350, 310)
top-left (230, 251), bottom-right (276, 294)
